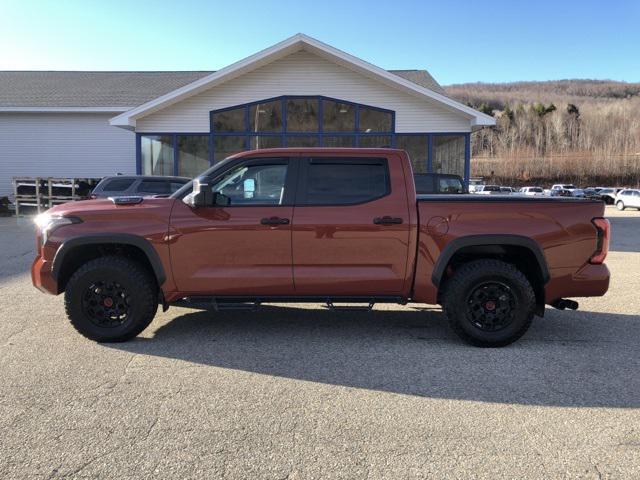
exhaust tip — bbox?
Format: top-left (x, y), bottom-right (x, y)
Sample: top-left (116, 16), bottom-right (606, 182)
top-left (551, 299), bottom-right (579, 311)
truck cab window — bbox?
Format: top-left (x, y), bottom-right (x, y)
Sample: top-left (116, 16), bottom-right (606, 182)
top-left (210, 163), bottom-right (288, 205)
top-left (300, 159), bottom-right (389, 205)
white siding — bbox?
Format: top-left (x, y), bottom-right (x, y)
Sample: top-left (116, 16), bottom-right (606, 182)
top-left (136, 51), bottom-right (471, 133)
top-left (0, 113), bottom-right (135, 196)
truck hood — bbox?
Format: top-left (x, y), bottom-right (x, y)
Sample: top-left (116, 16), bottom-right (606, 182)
top-left (40, 197), bottom-right (177, 246)
top-left (46, 197), bottom-right (176, 218)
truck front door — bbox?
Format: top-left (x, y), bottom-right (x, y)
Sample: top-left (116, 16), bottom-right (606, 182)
top-left (291, 155), bottom-right (411, 296)
top-left (169, 157), bottom-right (296, 295)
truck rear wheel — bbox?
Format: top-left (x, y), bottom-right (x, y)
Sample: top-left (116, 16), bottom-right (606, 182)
top-left (64, 256), bottom-right (158, 342)
top-left (442, 259), bottom-right (536, 347)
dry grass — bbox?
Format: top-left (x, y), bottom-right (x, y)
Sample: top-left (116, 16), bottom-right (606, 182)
top-left (445, 80), bottom-right (640, 186)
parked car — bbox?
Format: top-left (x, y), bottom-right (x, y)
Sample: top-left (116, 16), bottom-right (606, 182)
top-left (597, 188), bottom-right (622, 205)
top-left (571, 188), bottom-right (586, 198)
top-left (414, 173), bottom-right (466, 194)
top-left (468, 178), bottom-right (484, 193)
top-left (519, 186), bottom-right (544, 196)
top-left (547, 187), bottom-right (572, 197)
top-left (583, 187), bottom-right (604, 199)
top-left (32, 148), bottom-right (610, 348)
top-left (474, 185), bottom-right (502, 194)
top-left (551, 184), bottom-right (579, 193)
top-left (615, 189), bottom-right (640, 210)
top-left (499, 186), bottom-right (515, 194)
top-left (91, 175), bottom-right (190, 199)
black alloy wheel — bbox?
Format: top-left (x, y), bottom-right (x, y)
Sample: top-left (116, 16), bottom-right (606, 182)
top-left (466, 281), bottom-right (517, 332)
top-left (81, 280), bottom-right (131, 328)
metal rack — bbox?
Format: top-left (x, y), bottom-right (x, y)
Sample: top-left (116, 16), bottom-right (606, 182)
top-left (12, 177), bottom-right (101, 216)
top-left (13, 177), bottom-right (46, 216)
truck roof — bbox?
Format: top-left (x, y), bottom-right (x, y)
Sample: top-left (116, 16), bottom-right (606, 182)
top-left (228, 147), bottom-right (405, 158)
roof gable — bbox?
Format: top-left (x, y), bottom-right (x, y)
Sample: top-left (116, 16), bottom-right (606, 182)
top-left (110, 34), bottom-right (494, 128)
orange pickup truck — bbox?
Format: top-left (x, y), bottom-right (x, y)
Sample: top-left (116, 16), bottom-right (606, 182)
top-left (32, 148), bottom-right (610, 347)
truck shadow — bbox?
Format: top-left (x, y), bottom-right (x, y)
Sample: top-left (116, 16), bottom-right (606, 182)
top-left (108, 305), bottom-right (640, 408)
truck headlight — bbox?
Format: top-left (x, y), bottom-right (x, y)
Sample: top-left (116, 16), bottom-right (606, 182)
top-left (34, 214), bottom-right (81, 244)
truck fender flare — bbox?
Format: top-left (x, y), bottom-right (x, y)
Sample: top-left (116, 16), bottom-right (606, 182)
top-left (431, 234), bottom-right (550, 287)
top-left (51, 233), bottom-right (166, 285)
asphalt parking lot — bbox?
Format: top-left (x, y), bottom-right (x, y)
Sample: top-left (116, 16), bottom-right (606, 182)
top-left (1, 207), bottom-right (639, 479)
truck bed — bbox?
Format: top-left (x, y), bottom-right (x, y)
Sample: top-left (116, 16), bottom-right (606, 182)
top-left (412, 194), bottom-right (607, 304)
top-left (417, 194), bottom-right (602, 203)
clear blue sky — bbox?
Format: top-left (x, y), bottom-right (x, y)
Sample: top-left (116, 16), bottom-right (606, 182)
top-left (1, 0), bottom-right (638, 84)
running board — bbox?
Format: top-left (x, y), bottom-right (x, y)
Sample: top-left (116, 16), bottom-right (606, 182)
top-left (172, 295), bottom-right (405, 311)
top-left (325, 301), bottom-right (375, 312)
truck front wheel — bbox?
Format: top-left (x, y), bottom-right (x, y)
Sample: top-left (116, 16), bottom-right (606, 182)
top-left (442, 259), bottom-right (536, 347)
top-left (64, 256), bottom-right (158, 342)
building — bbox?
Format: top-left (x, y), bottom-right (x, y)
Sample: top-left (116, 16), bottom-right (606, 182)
top-left (0, 34), bottom-right (494, 196)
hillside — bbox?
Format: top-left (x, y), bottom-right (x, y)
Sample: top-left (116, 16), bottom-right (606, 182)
top-left (444, 80), bottom-right (640, 186)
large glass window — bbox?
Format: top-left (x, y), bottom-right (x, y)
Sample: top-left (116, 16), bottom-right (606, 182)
top-left (211, 163), bottom-right (288, 205)
top-left (177, 135), bottom-right (209, 178)
top-left (323, 100), bottom-right (356, 132)
top-left (249, 100), bottom-right (282, 133)
top-left (300, 159), bottom-right (389, 205)
top-left (396, 135), bottom-right (428, 173)
top-left (141, 135), bottom-right (173, 175)
top-left (214, 136), bottom-right (246, 163)
top-left (323, 136), bottom-right (355, 147)
top-left (286, 136), bottom-right (319, 147)
top-left (433, 135), bottom-right (465, 176)
top-left (249, 135), bottom-right (283, 150)
top-left (358, 135), bottom-right (392, 148)
top-left (151, 97), bottom-right (472, 182)
top-left (286, 98), bottom-right (319, 132)
top-left (212, 106), bottom-right (245, 132)
top-left (358, 106), bottom-right (393, 133)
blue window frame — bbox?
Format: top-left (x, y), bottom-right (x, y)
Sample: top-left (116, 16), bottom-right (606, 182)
top-left (136, 131), bottom-right (471, 183)
top-left (210, 95), bottom-right (395, 136)
top-left (136, 96), bottom-right (471, 184)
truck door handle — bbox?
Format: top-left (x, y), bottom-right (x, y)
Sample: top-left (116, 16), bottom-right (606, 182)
top-left (373, 216), bottom-right (403, 225)
top-left (260, 216), bottom-right (290, 225)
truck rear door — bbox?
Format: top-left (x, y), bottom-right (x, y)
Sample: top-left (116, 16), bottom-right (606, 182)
top-left (291, 155), bottom-right (411, 296)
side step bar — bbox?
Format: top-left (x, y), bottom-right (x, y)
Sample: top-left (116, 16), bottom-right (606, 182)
top-left (325, 301), bottom-right (375, 312)
top-left (172, 295), bottom-right (406, 312)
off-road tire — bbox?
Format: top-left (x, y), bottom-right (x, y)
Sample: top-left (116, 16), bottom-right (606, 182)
top-left (616, 201), bottom-right (625, 211)
top-left (64, 255), bottom-right (158, 342)
top-left (442, 259), bottom-right (536, 347)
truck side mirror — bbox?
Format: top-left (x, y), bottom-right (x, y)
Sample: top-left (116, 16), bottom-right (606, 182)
top-left (188, 177), bottom-right (213, 208)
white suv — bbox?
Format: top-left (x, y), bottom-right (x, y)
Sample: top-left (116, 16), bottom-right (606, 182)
top-left (519, 186), bottom-right (544, 196)
top-left (616, 189), bottom-right (640, 210)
